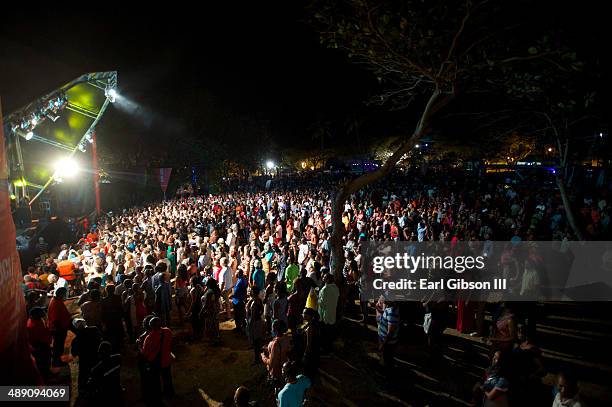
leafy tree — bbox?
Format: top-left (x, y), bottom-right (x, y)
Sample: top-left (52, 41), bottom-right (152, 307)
top-left (309, 0), bottom-right (574, 273)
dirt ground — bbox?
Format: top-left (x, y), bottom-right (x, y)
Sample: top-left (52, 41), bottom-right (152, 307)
top-left (63, 304), bottom-right (415, 407)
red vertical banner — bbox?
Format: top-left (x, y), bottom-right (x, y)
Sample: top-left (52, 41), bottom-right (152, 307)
top-left (91, 131), bottom-right (101, 216)
top-left (156, 167), bottom-right (172, 199)
top-left (0, 98), bottom-right (40, 384)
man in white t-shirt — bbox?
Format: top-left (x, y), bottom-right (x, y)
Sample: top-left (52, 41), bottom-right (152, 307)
top-left (219, 258), bottom-right (234, 318)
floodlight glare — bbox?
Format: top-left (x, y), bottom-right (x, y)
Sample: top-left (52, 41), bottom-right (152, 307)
top-left (266, 160), bottom-right (275, 170)
top-left (105, 88), bottom-right (117, 103)
top-left (54, 158), bottom-right (79, 178)
top-left (25, 131), bottom-right (34, 140)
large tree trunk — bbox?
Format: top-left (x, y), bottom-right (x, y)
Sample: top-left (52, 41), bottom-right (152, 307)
top-left (329, 90), bottom-right (452, 276)
top-left (556, 174), bottom-right (584, 241)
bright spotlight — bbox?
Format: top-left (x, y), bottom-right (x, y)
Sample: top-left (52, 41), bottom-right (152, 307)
top-left (266, 160), bottom-right (275, 170)
top-left (25, 131), bottom-right (34, 140)
top-left (105, 88), bottom-right (117, 103)
top-left (54, 158), bottom-right (79, 178)
top-left (415, 144), bottom-right (420, 148)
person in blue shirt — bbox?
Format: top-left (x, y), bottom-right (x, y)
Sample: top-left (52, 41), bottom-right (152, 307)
top-left (232, 269), bottom-right (248, 332)
top-left (277, 361), bottom-right (311, 407)
top-left (250, 260), bottom-right (265, 293)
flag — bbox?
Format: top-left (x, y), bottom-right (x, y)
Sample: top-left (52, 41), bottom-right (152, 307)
top-left (0, 98), bottom-right (41, 384)
top-left (155, 167), bottom-right (172, 193)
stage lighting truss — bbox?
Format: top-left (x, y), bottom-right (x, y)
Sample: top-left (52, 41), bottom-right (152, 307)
top-left (10, 93), bottom-right (68, 137)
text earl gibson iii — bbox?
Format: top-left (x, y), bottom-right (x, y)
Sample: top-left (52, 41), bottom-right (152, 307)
top-left (372, 278), bottom-right (508, 291)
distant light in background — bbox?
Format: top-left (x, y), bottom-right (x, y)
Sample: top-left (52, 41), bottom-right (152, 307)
top-left (266, 160), bottom-right (275, 170)
top-left (547, 147), bottom-right (553, 152)
top-left (301, 161), bottom-right (307, 169)
top-left (415, 144), bottom-right (420, 148)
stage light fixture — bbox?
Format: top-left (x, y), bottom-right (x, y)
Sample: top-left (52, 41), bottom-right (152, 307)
top-left (25, 131), bottom-right (34, 140)
top-left (105, 87), bottom-right (117, 103)
top-left (31, 117), bottom-right (38, 126)
top-left (85, 132), bottom-right (93, 143)
top-left (54, 158), bottom-right (79, 178)
top-left (78, 143), bottom-right (86, 152)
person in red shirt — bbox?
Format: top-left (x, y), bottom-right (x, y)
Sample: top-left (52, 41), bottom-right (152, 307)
top-left (47, 287), bottom-right (72, 366)
top-left (27, 307), bottom-right (52, 378)
top-left (141, 317), bottom-right (174, 398)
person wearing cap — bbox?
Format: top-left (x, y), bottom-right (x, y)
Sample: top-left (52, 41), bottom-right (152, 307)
top-left (71, 318), bottom-right (102, 395)
top-left (48, 287), bottom-right (71, 366)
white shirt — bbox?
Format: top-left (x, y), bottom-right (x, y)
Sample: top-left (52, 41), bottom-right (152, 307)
top-left (552, 393), bottom-right (583, 407)
top-left (219, 267), bottom-right (234, 291)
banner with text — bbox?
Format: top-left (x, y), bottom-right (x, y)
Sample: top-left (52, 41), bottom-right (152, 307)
top-left (0, 99), bottom-right (41, 384)
top-left (361, 241), bottom-right (612, 302)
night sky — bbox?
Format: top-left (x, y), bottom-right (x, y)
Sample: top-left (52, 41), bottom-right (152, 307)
top-left (1, 2), bottom-right (609, 160)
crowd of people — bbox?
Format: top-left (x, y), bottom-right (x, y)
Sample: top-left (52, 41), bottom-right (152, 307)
top-left (21, 170), bottom-right (603, 406)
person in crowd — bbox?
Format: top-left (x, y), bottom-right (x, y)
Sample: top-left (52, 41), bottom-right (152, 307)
top-left (201, 277), bottom-right (221, 343)
top-left (286, 278), bottom-right (306, 334)
top-left (234, 385), bottom-right (257, 407)
top-left (48, 287), bottom-right (71, 367)
top-left (273, 281), bottom-right (289, 329)
top-left (87, 341), bottom-right (122, 404)
top-left (81, 289), bottom-right (103, 329)
top-left (301, 307), bottom-right (320, 380)
top-left (101, 284), bottom-right (124, 351)
top-left (246, 286), bottom-right (265, 364)
top-left (232, 269), bottom-right (248, 332)
top-left (318, 273), bottom-right (339, 352)
top-left (188, 276), bottom-right (204, 339)
top-left (512, 325), bottom-right (547, 405)
top-left (473, 350), bottom-right (511, 407)
top-left (141, 316), bottom-right (175, 399)
top-left (26, 307), bottom-right (52, 379)
top-left (552, 371), bottom-right (584, 407)
top-left (155, 271), bottom-right (172, 326)
top-left (378, 298), bottom-right (400, 383)
top-left (261, 320), bottom-right (291, 384)
top-left (71, 318), bottom-right (103, 396)
top-left (174, 264), bottom-right (190, 324)
top-left (219, 257), bottom-right (235, 319)
top-left (284, 254), bottom-right (300, 293)
top-left (491, 304), bottom-right (517, 352)
top-left (277, 361), bottom-right (311, 407)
